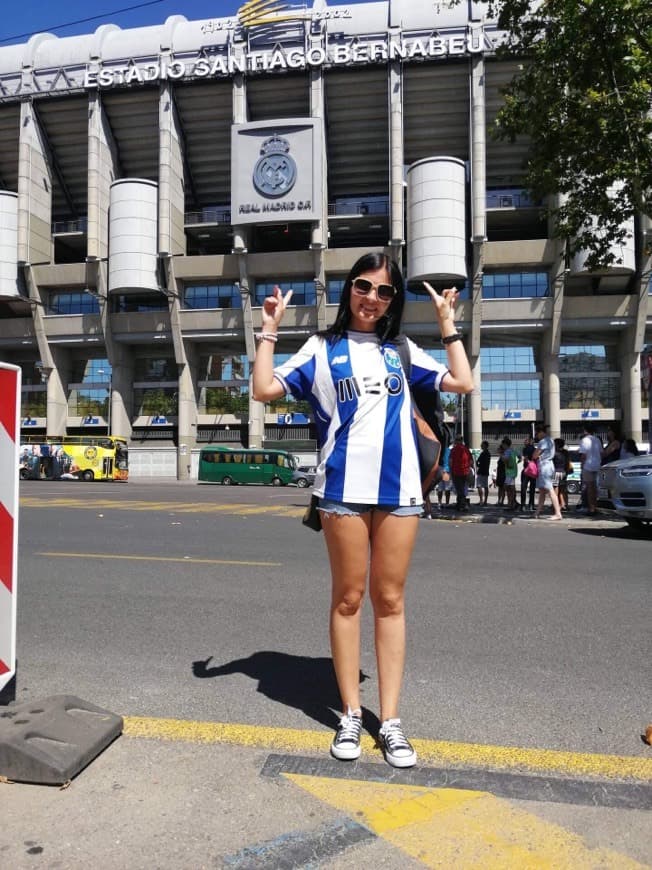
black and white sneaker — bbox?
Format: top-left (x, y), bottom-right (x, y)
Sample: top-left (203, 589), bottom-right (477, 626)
top-left (378, 718), bottom-right (417, 768)
top-left (330, 708), bottom-right (363, 760)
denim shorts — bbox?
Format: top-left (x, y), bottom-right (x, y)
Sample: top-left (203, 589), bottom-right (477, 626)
top-left (318, 498), bottom-right (423, 517)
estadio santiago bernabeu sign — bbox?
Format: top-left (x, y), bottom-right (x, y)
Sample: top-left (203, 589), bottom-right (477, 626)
top-left (231, 120), bottom-right (323, 225)
top-left (0, 1), bottom-right (495, 101)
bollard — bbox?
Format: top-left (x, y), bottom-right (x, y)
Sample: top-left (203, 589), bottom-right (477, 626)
top-left (0, 363), bottom-right (20, 706)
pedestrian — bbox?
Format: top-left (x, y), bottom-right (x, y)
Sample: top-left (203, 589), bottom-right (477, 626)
top-left (501, 436), bottom-right (518, 511)
top-left (493, 444), bottom-right (506, 505)
top-left (601, 427), bottom-right (621, 465)
top-left (533, 423), bottom-right (563, 519)
top-left (552, 437), bottom-right (570, 512)
top-left (475, 440), bottom-right (491, 506)
top-left (577, 424), bottom-right (602, 515)
top-left (435, 444), bottom-right (453, 509)
top-left (450, 434), bottom-right (473, 512)
top-left (620, 438), bottom-right (639, 460)
top-left (520, 435), bottom-right (536, 512)
top-left (252, 251), bottom-right (473, 768)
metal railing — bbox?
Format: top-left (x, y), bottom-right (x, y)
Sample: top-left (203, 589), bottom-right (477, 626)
top-left (327, 199), bottom-right (389, 217)
top-left (185, 209), bottom-right (232, 226)
top-left (52, 218), bottom-right (88, 234)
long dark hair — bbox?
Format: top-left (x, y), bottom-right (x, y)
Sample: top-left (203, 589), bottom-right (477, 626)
top-left (320, 252), bottom-right (405, 343)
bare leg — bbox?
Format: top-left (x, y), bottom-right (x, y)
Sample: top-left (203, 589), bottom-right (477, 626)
top-left (368, 512), bottom-right (419, 722)
top-left (321, 512), bottom-right (371, 713)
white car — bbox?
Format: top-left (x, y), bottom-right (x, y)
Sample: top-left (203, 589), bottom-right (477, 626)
top-left (598, 454), bottom-right (652, 529)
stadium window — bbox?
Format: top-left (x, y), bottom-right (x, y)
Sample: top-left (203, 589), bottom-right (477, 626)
top-left (482, 272), bottom-right (548, 299)
top-left (184, 283), bottom-right (240, 309)
top-left (46, 290), bottom-right (100, 315)
top-left (254, 280), bottom-right (316, 306)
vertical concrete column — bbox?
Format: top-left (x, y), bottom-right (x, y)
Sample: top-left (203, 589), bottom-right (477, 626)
top-left (176, 349), bottom-right (198, 480)
top-left (542, 234), bottom-right (566, 439)
top-left (231, 68), bottom-right (249, 258)
top-left (309, 56), bottom-right (328, 331)
top-left (110, 347), bottom-right (135, 439)
top-left (388, 57), bottom-right (404, 262)
top-left (46, 347), bottom-right (71, 437)
top-left (469, 54), bottom-right (486, 245)
top-left (466, 245), bottom-right (483, 450)
top-left (159, 83), bottom-right (186, 256)
top-left (467, 351), bottom-right (482, 449)
top-left (87, 92), bottom-right (119, 260)
top-left (619, 327), bottom-right (643, 442)
top-left (163, 256), bottom-right (197, 479)
top-left (17, 100), bottom-right (52, 266)
top-left (542, 333), bottom-right (561, 438)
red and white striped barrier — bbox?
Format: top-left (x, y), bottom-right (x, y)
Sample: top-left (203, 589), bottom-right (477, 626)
top-left (0, 363), bottom-right (20, 697)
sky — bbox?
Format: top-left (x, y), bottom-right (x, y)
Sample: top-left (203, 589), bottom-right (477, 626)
top-left (0, 0), bottom-right (369, 46)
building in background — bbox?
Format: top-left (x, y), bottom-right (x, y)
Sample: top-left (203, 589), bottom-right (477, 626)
top-left (0, 0), bottom-right (649, 478)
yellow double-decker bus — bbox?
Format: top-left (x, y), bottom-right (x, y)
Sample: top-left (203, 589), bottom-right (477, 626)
top-left (19, 435), bottom-right (129, 482)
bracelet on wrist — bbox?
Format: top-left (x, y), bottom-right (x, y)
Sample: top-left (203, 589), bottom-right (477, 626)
top-left (256, 332), bottom-right (278, 343)
top-left (441, 332), bottom-right (463, 346)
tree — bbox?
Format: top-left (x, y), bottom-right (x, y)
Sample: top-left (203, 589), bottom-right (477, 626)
top-left (475, 0), bottom-right (652, 268)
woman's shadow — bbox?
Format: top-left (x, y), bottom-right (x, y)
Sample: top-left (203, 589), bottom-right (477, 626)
top-left (192, 651), bottom-right (380, 737)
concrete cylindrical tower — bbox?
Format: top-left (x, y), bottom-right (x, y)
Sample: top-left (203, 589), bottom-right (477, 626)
top-left (407, 156), bottom-right (467, 287)
top-left (0, 191), bottom-right (19, 298)
top-left (108, 179), bottom-right (159, 294)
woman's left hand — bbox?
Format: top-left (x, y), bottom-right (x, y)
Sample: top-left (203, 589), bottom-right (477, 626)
top-left (423, 281), bottom-right (458, 325)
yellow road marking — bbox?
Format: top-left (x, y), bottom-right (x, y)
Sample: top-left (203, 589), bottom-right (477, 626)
top-left (122, 716), bottom-right (652, 782)
top-left (286, 775), bottom-right (647, 869)
top-left (36, 552), bottom-right (281, 567)
top-left (20, 496), bottom-right (306, 518)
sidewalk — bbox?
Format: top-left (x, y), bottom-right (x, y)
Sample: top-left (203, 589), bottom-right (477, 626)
top-left (3, 718), bottom-right (651, 869)
top-left (422, 499), bottom-right (625, 527)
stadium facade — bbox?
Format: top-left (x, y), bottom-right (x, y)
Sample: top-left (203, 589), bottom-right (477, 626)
top-left (0, 0), bottom-right (649, 477)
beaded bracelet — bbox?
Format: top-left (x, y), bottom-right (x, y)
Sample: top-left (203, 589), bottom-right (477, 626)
top-left (441, 333), bottom-right (463, 346)
top-left (256, 332), bottom-right (278, 343)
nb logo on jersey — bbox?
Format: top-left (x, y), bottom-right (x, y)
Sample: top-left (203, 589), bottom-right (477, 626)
top-left (331, 355), bottom-right (349, 365)
top-left (336, 373), bottom-right (404, 403)
top-left (383, 348), bottom-right (401, 369)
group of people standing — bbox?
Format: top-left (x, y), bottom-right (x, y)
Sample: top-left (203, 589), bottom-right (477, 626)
top-left (576, 424), bottom-right (639, 515)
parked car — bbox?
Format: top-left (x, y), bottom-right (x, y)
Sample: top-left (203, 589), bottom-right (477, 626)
top-left (598, 454), bottom-right (652, 529)
top-left (291, 466), bottom-right (316, 488)
top-left (565, 450), bottom-right (582, 495)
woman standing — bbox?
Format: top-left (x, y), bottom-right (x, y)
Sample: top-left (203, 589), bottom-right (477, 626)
top-left (253, 252), bottom-right (473, 768)
top-left (552, 437), bottom-right (570, 512)
top-left (533, 423), bottom-right (563, 519)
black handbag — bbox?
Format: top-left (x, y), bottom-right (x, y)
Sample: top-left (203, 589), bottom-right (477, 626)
top-left (302, 494), bottom-right (322, 532)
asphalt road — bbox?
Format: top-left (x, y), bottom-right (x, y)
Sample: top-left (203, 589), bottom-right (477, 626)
top-left (13, 478), bottom-right (651, 758)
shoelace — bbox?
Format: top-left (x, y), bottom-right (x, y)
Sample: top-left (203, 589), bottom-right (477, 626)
top-left (336, 713), bottom-right (362, 745)
top-left (381, 719), bottom-right (411, 752)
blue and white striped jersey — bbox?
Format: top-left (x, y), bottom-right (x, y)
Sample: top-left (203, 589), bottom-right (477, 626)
top-left (274, 331), bottom-right (449, 505)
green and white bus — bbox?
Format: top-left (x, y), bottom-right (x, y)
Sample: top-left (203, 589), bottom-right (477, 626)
top-left (198, 446), bottom-right (297, 486)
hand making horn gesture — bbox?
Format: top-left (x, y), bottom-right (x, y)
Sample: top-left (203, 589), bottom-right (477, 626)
top-left (422, 281), bottom-right (458, 326)
top-left (261, 285), bottom-right (293, 331)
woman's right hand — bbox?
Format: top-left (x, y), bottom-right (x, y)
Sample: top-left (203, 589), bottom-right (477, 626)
top-left (262, 285), bottom-right (293, 331)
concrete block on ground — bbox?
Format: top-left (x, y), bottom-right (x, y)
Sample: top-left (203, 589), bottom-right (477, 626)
top-left (0, 694), bottom-right (123, 784)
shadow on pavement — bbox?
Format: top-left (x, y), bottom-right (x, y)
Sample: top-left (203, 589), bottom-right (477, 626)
top-left (192, 652), bottom-right (380, 736)
top-left (568, 524), bottom-right (652, 540)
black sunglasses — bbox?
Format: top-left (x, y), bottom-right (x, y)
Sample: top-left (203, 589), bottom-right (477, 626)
top-left (351, 277), bottom-right (396, 302)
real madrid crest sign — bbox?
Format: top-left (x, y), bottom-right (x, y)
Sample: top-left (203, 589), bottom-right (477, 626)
top-left (231, 118), bottom-right (322, 224)
top-left (252, 135), bottom-right (297, 198)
